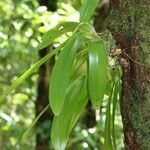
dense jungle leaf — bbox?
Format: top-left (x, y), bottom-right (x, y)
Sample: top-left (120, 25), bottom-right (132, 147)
top-left (36, 22), bottom-right (79, 51)
top-left (51, 77), bottom-right (88, 150)
top-left (88, 40), bottom-right (107, 109)
top-left (80, 0), bottom-right (100, 22)
top-left (49, 34), bottom-right (80, 115)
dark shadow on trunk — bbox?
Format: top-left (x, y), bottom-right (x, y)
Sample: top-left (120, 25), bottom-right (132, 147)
top-left (35, 0), bottom-right (57, 149)
top-left (35, 48), bottom-right (54, 150)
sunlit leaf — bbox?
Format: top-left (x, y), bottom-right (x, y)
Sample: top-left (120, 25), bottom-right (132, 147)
top-left (80, 0), bottom-right (100, 22)
top-left (88, 40), bottom-right (107, 109)
top-left (12, 93), bottom-right (28, 105)
top-left (49, 34), bottom-right (81, 115)
top-left (36, 22), bottom-right (79, 51)
top-left (51, 77), bottom-right (88, 150)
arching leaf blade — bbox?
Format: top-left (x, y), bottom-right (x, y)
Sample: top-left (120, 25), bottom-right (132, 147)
top-left (36, 22), bottom-right (79, 51)
top-left (22, 105), bottom-right (49, 143)
top-left (111, 80), bottom-right (119, 150)
top-left (88, 40), bottom-right (107, 109)
top-left (80, 0), bottom-right (100, 22)
top-left (0, 43), bottom-right (65, 104)
top-left (51, 77), bottom-right (88, 150)
top-left (49, 34), bottom-right (80, 115)
top-left (112, 69), bottom-right (122, 149)
top-left (104, 86), bottom-right (113, 150)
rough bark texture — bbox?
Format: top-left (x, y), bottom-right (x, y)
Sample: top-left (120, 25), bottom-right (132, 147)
top-left (108, 0), bottom-right (150, 149)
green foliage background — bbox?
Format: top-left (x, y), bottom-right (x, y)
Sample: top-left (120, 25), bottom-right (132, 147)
top-left (0, 0), bottom-right (124, 149)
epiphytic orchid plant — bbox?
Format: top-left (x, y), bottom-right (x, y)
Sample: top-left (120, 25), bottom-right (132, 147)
top-left (0, 0), bottom-right (122, 149)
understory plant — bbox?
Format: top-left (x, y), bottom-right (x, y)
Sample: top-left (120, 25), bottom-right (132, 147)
top-left (0, 0), bottom-right (122, 149)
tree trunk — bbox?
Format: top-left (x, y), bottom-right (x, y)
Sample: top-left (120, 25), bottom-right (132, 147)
top-left (36, 0), bottom-right (57, 150)
top-left (35, 48), bottom-right (54, 150)
top-left (108, 0), bottom-right (150, 149)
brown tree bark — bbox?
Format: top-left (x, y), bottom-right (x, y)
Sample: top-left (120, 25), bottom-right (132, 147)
top-left (108, 0), bottom-right (150, 149)
top-left (35, 48), bottom-right (54, 150)
top-left (35, 0), bottom-right (57, 150)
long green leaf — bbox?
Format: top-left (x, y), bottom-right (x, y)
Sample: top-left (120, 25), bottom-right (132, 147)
top-left (0, 42), bottom-right (65, 103)
top-left (80, 0), bottom-right (100, 22)
top-left (104, 84), bottom-right (113, 150)
top-left (112, 69), bottom-right (122, 149)
top-left (49, 34), bottom-right (80, 115)
top-left (111, 79), bottom-right (120, 150)
top-left (51, 77), bottom-right (88, 150)
top-left (88, 40), bottom-right (107, 109)
top-left (36, 22), bottom-right (78, 51)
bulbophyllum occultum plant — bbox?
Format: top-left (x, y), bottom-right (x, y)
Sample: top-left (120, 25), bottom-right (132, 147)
top-left (0, 0), bottom-right (122, 149)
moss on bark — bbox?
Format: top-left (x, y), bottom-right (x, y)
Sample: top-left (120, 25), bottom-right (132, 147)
top-left (108, 0), bottom-right (150, 149)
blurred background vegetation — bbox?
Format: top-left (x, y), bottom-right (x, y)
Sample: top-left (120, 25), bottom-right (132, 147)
top-left (0, 0), bottom-right (124, 149)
